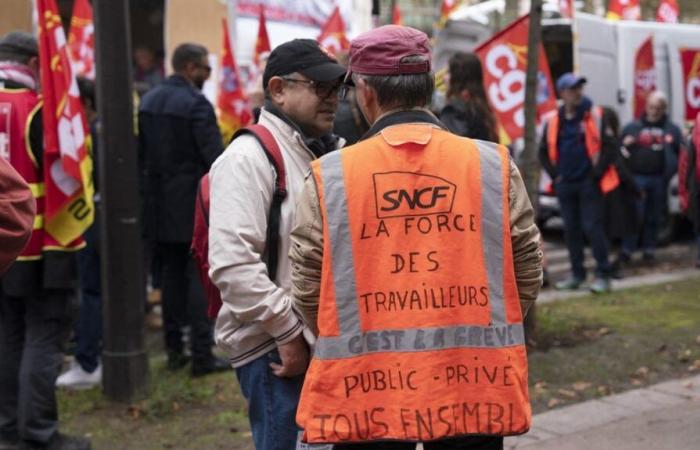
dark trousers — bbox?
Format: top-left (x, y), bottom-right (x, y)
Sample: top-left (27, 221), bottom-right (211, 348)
top-left (158, 242), bottom-right (213, 364)
top-left (75, 221), bottom-right (102, 373)
top-left (0, 289), bottom-right (72, 445)
top-left (334, 436), bottom-right (503, 450)
top-left (556, 178), bottom-right (611, 279)
top-left (622, 174), bottom-right (666, 256)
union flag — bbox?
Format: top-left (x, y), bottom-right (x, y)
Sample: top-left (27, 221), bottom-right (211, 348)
top-left (37, 0), bottom-right (94, 246)
top-left (656, 0), bottom-right (680, 23)
top-left (607, 0), bottom-right (641, 21)
top-left (67, 0), bottom-right (95, 80)
top-left (218, 19), bottom-right (252, 143)
top-left (317, 7), bottom-right (349, 56)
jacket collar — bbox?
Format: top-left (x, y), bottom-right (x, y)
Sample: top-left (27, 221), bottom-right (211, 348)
top-left (362, 109), bottom-right (446, 141)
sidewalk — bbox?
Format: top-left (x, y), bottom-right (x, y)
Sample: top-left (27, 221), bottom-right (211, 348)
top-left (506, 374), bottom-right (700, 449)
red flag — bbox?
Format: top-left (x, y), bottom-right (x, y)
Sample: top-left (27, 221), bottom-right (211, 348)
top-left (317, 7), bottom-right (349, 56)
top-left (392, 4), bottom-right (403, 26)
top-left (607, 0), bottom-right (641, 21)
top-left (474, 14), bottom-right (557, 144)
top-left (559, 0), bottom-right (575, 19)
top-left (37, 0), bottom-right (94, 245)
top-left (633, 37), bottom-right (656, 119)
top-left (218, 19), bottom-right (252, 143)
top-left (680, 48), bottom-right (700, 121)
top-left (656, 0), bottom-right (680, 23)
top-left (66, 0), bottom-right (95, 80)
top-left (253, 5), bottom-right (271, 69)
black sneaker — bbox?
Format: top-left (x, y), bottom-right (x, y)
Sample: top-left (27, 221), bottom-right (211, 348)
top-left (192, 356), bottom-right (230, 377)
top-left (19, 433), bottom-right (91, 450)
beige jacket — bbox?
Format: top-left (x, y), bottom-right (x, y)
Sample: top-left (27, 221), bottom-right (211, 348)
top-left (289, 125), bottom-right (543, 334)
top-left (208, 108), bottom-right (341, 367)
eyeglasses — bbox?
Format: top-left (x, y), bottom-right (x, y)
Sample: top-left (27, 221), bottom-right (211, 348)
top-left (282, 77), bottom-right (343, 99)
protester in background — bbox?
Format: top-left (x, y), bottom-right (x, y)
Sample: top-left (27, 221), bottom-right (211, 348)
top-left (139, 43), bottom-right (227, 376)
top-left (208, 39), bottom-right (346, 450)
top-left (439, 51), bottom-right (499, 142)
top-left (679, 112), bottom-right (700, 268)
top-left (619, 91), bottom-right (682, 264)
top-left (333, 51), bottom-right (369, 145)
top-left (56, 78), bottom-right (103, 390)
top-left (290, 25), bottom-right (542, 449)
top-left (0, 157), bottom-right (34, 275)
top-left (133, 45), bottom-right (164, 95)
top-left (0, 31), bottom-right (91, 450)
top-left (539, 73), bottom-right (618, 293)
top-left (600, 107), bottom-right (642, 278)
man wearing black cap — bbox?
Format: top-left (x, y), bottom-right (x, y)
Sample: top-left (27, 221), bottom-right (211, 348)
top-left (539, 72), bottom-right (618, 294)
top-left (208, 39), bottom-right (345, 449)
top-left (0, 31), bottom-right (91, 450)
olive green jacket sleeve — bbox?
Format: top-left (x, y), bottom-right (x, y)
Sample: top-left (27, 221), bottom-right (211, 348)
top-left (289, 160), bottom-right (543, 335)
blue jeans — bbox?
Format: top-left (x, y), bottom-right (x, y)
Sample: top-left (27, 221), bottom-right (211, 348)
top-left (235, 350), bottom-right (304, 450)
top-left (556, 178), bottom-right (611, 279)
top-left (75, 220), bottom-right (102, 373)
top-left (622, 175), bottom-right (666, 256)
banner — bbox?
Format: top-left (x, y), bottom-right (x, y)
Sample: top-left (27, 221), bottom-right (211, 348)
top-left (218, 19), bottom-right (252, 143)
top-left (474, 14), bottom-right (557, 144)
top-left (37, 0), bottom-right (94, 246)
top-left (607, 0), bottom-right (641, 21)
top-left (681, 48), bottom-right (700, 121)
top-left (66, 0), bottom-right (94, 80)
top-left (317, 6), bottom-right (349, 56)
top-left (633, 36), bottom-right (656, 120)
top-left (656, 0), bottom-right (679, 23)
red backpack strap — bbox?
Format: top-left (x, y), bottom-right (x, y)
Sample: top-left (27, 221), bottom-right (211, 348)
top-left (232, 124), bottom-right (287, 281)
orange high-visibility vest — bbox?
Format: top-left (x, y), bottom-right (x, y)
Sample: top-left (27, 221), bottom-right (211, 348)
top-left (546, 106), bottom-right (619, 193)
top-left (298, 123), bottom-right (531, 444)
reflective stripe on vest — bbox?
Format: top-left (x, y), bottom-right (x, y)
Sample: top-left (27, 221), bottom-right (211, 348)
top-left (298, 125), bottom-right (530, 444)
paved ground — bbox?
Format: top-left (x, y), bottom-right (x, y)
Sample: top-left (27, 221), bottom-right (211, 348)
top-left (505, 375), bottom-right (700, 449)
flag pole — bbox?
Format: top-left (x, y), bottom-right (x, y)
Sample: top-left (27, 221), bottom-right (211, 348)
top-left (93, 0), bottom-right (149, 401)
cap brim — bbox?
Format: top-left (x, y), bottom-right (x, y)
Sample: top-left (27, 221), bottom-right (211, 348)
top-left (299, 62), bottom-right (347, 82)
top-left (573, 77), bottom-right (587, 88)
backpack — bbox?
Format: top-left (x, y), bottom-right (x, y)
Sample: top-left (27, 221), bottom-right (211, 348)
top-left (191, 124), bottom-right (287, 319)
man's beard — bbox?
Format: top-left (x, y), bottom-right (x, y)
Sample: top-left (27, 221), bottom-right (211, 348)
top-left (194, 78), bottom-right (205, 90)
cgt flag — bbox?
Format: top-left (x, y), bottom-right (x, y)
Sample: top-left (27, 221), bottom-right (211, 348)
top-left (656, 0), bottom-right (680, 23)
top-left (633, 36), bottom-right (656, 120)
top-left (37, 0), bottom-right (94, 246)
top-left (317, 6), bottom-right (349, 56)
top-left (474, 14), bottom-right (557, 144)
top-left (607, 0), bottom-right (641, 21)
top-left (253, 4), bottom-right (271, 70)
top-left (680, 48), bottom-right (700, 121)
top-left (66, 0), bottom-right (95, 80)
top-left (218, 19), bottom-right (252, 143)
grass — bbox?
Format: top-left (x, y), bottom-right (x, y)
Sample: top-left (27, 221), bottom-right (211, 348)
top-left (57, 277), bottom-right (700, 447)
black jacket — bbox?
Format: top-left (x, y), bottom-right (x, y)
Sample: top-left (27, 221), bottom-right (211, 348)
top-left (138, 75), bottom-right (223, 243)
top-left (439, 99), bottom-right (497, 142)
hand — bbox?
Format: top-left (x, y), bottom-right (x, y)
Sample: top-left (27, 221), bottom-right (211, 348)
top-left (270, 334), bottom-right (309, 378)
top-left (622, 135), bottom-right (635, 147)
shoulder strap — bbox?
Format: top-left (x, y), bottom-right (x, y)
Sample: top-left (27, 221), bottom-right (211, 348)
top-left (231, 124), bottom-right (287, 281)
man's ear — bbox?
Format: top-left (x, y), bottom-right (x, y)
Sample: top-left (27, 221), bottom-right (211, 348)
top-left (267, 76), bottom-right (286, 104)
top-left (27, 56), bottom-right (39, 75)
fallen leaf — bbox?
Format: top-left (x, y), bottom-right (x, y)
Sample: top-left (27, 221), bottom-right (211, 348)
top-left (678, 349), bottom-right (692, 363)
top-left (172, 402), bottom-right (180, 412)
top-left (657, 344), bottom-right (668, 353)
top-left (683, 381), bottom-right (695, 389)
top-left (572, 381), bottom-right (593, 391)
top-left (127, 404), bottom-right (144, 420)
top-left (229, 426), bottom-right (239, 433)
top-left (534, 381), bottom-right (548, 390)
top-left (695, 335), bottom-right (700, 346)
top-left (630, 378), bottom-right (643, 387)
top-left (557, 389), bottom-right (578, 399)
top-left (598, 327), bottom-right (611, 336)
top-left (597, 385), bottom-right (611, 395)
top-left (547, 398), bottom-right (562, 408)
top-left (634, 366), bottom-right (650, 378)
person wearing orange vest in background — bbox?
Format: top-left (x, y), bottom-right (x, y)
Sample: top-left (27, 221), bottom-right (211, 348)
top-left (0, 32), bottom-right (91, 450)
top-left (289, 25), bottom-right (543, 449)
top-left (539, 73), bottom-right (619, 294)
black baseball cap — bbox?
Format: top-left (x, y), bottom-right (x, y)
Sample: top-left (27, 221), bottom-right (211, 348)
top-left (263, 39), bottom-right (346, 89)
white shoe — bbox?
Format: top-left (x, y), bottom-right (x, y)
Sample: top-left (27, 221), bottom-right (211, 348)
top-left (56, 361), bottom-right (102, 390)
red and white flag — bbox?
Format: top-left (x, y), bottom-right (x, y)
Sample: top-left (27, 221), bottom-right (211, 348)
top-left (37, 0), bottom-right (94, 246)
top-left (437, 0), bottom-right (461, 29)
top-left (317, 6), bottom-right (349, 56)
top-left (392, 3), bottom-right (403, 26)
top-left (607, 0), bottom-right (641, 21)
top-left (633, 37), bottom-right (656, 119)
top-left (656, 0), bottom-right (680, 23)
top-left (218, 19), bottom-right (252, 143)
top-left (559, 0), bottom-right (575, 19)
top-left (474, 14), bottom-right (558, 144)
top-left (66, 0), bottom-right (95, 80)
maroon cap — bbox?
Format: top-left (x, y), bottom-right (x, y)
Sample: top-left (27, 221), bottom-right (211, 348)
top-left (346, 25), bottom-right (431, 82)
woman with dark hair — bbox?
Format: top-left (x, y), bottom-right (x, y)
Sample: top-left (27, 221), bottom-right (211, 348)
top-left (439, 52), bottom-right (499, 142)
